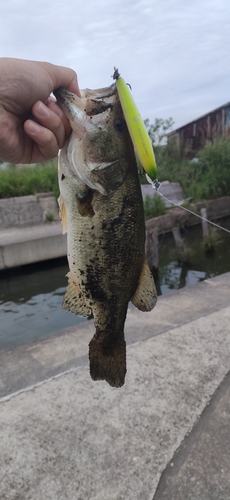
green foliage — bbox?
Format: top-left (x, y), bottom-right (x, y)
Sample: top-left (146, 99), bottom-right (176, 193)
top-left (0, 159), bottom-right (59, 199)
top-left (200, 228), bottom-right (223, 253)
top-left (144, 194), bottom-right (166, 219)
top-left (45, 212), bottom-right (55, 222)
top-left (186, 139), bottom-right (230, 200)
top-left (151, 134), bottom-right (230, 202)
top-left (144, 117), bottom-right (174, 146)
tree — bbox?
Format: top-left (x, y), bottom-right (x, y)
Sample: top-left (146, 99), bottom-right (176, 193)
top-left (144, 117), bottom-right (174, 146)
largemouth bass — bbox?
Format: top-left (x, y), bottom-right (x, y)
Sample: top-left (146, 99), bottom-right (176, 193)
top-left (54, 81), bottom-right (157, 387)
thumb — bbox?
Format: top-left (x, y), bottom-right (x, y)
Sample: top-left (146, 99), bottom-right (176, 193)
top-left (39, 61), bottom-right (81, 97)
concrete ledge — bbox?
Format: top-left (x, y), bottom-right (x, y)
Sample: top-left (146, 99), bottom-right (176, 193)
top-left (146, 196), bottom-right (230, 234)
top-left (0, 192), bottom-right (59, 228)
top-left (0, 223), bottom-right (66, 269)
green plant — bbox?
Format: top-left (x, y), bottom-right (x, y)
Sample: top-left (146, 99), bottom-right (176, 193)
top-left (187, 139), bottom-right (230, 200)
top-left (144, 117), bottom-right (174, 146)
top-left (200, 228), bottom-right (223, 253)
top-left (45, 212), bottom-right (55, 222)
top-left (148, 134), bottom-right (230, 202)
top-left (143, 194), bottom-right (166, 219)
top-left (0, 159), bottom-right (59, 199)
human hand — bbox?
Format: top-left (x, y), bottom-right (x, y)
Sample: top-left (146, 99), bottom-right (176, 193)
top-left (0, 58), bottom-right (80, 164)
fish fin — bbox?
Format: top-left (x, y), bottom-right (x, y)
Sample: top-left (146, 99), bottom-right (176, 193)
top-left (131, 257), bottom-right (157, 311)
top-left (63, 274), bottom-right (91, 317)
top-left (58, 195), bottom-right (67, 234)
top-left (89, 334), bottom-right (126, 388)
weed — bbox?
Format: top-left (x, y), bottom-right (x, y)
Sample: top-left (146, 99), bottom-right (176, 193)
top-left (45, 212), bottom-right (55, 222)
top-left (144, 194), bottom-right (166, 219)
top-left (200, 228), bottom-right (223, 253)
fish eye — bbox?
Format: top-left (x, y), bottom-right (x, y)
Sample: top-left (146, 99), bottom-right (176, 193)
top-left (114, 119), bottom-right (126, 132)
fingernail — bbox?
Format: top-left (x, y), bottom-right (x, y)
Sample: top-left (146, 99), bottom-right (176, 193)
top-left (28, 121), bottom-right (41, 133)
top-left (37, 102), bottom-right (50, 118)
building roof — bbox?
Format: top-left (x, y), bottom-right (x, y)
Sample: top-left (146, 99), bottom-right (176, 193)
top-left (167, 101), bottom-right (230, 137)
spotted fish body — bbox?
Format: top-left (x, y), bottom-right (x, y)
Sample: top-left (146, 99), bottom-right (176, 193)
top-left (54, 83), bottom-right (157, 387)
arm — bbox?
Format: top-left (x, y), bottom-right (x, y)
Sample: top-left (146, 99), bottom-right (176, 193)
top-left (0, 58), bottom-right (80, 164)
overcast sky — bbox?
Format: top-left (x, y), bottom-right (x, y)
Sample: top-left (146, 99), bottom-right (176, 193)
top-left (1, 0), bottom-right (230, 130)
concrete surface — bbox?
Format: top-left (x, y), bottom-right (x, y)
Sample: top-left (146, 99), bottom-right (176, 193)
top-left (0, 193), bottom-right (59, 229)
top-left (141, 180), bottom-right (185, 207)
top-left (0, 223), bottom-right (66, 269)
top-left (154, 372), bottom-right (230, 500)
top-left (0, 273), bottom-right (230, 500)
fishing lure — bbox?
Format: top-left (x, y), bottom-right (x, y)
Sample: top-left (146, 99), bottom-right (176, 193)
top-left (113, 68), bottom-right (157, 181)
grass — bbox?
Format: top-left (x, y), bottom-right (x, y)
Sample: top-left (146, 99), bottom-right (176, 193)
top-left (143, 194), bottom-right (166, 219)
top-left (0, 159), bottom-right (59, 199)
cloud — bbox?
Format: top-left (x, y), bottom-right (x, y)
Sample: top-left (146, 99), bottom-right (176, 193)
top-left (0, 0), bottom-right (230, 128)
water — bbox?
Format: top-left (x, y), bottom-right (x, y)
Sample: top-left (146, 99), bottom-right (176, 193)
top-left (0, 259), bottom-right (83, 349)
top-left (1, 218), bottom-right (230, 349)
top-left (157, 217), bottom-right (230, 294)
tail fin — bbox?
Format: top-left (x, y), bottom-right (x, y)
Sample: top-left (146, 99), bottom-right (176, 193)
top-left (89, 334), bottom-right (126, 388)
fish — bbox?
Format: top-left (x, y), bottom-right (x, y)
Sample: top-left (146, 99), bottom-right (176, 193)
top-left (53, 80), bottom-right (157, 388)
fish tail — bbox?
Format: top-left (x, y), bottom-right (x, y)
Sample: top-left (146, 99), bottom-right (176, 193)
top-left (89, 333), bottom-right (126, 388)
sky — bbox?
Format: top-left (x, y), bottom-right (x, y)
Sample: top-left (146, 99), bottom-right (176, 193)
top-left (1, 0), bottom-right (230, 131)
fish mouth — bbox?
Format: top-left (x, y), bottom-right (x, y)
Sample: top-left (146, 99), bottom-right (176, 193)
top-left (53, 83), bottom-right (117, 119)
top-left (53, 84), bottom-right (117, 137)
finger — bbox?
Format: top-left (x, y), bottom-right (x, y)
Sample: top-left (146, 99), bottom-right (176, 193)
top-left (24, 120), bottom-right (60, 160)
top-left (45, 99), bottom-right (72, 138)
top-left (31, 101), bottom-right (66, 148)
top-left (40, 62), bottom-right (81, 97)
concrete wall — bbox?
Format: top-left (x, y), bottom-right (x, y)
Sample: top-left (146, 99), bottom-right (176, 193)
top-left (0, 194), bottom-right (63, 269)
top-left (0, 193), bottom-right (59, 228)
top-left (0, 224), bottom-right (67, 270)
top-left (146, 196), bottom-right (230, 234)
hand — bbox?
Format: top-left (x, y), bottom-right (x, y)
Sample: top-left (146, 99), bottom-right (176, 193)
top-left (0, 58), bottom-right (80, 164)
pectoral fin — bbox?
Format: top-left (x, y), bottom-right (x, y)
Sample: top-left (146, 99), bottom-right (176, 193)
top-left (58, 195), bottom-right (67, 234)
top-left (63, 273), bottom-right (91, 317)
top-left (131, 257), bottom-right (157, 311)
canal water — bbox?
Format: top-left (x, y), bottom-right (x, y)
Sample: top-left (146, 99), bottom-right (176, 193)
top-left (1, 218), bottom-right (230, 349)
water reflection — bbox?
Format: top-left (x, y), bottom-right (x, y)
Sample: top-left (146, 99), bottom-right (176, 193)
top-left (156, 217), bottom-right (230, 295)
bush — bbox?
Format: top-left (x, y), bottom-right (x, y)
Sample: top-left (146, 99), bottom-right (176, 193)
top-left (187, 139), bottom-right (230, 199)
top-left (154, 137), bottom-right (230, 202)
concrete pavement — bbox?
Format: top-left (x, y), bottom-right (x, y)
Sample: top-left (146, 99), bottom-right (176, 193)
top-left (0, 273), bottom-right (230, 499)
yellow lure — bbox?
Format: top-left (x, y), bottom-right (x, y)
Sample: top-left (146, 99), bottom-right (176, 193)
top-left (113, 68), bottom-right (157, 180)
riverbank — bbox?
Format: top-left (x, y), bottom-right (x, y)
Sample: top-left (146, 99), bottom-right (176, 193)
top-left (0, 272), bottom-right (230, 499)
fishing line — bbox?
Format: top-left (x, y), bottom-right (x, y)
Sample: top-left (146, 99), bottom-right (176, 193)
top-left (147, 177), bottom-right (230, 235)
